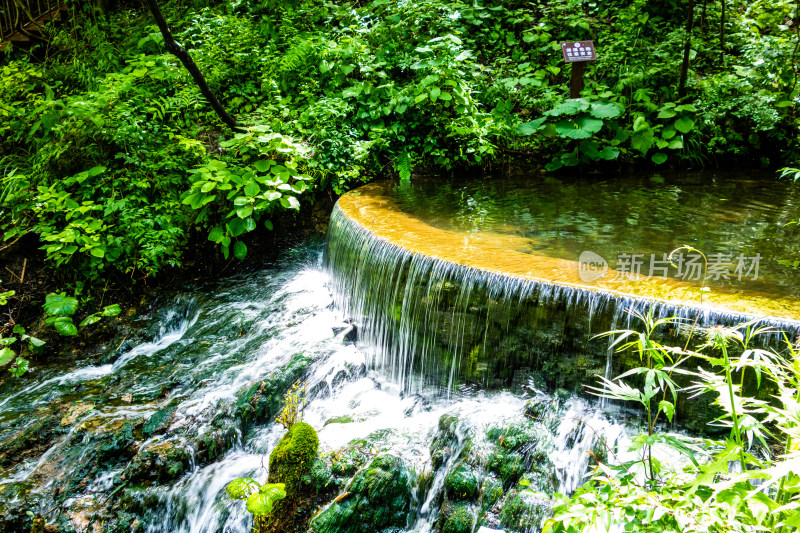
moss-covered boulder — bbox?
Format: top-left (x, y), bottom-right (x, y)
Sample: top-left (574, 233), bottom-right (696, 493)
top-left (310, 454), bottom-right (412, 533)
top-left (499, 490), bottom-right (551, 533)
top-left (444, 463), bottom-right (479, 501)
top-left (258, 422), bottom-right (320, 533)
top-left (268, 422), bottom-right (319, 494)
top-left (441, 503), bottom-right (475, 533)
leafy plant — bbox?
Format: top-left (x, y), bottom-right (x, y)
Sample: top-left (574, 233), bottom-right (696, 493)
top-left (226, 478), bottom-right (287, 517)
top-left (545, 314), bottom-right (800, 533)
top-left (43, 293), bottom-right (121, 336)
top-left (275, 381), bottom-right (306, 430)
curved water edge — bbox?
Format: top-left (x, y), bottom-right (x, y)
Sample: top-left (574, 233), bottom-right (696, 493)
top-left (0, 242), bottom-right (638, 533)
top-left (325, 181), bottom-right (800, 405)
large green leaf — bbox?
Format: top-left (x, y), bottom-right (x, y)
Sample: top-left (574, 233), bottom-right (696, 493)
top-left (651, 152), bottom-right (668, 165)
top-left (234, 241), bottom-right (247, 260)
top-left (101, 304), bottom-right (122, 317)
top-left (589, 101), bottom-right (624, 119)
top-left (51, 316), bottom-right (78, 336)
top-left (0, 347), bottom-right (16, 366)
top-left (246, 484), bottom-right (286, 515)
top-left (43, 293), bottom-right (79, 317)
top-left (548, 99), bottom-right (590, 116)
top-left (517, 117), bottom-right (547, 136)
top-left (79, 314), bottom-right (102, 327)
top-left (674, 117), bottom-right (695, 134)
top-left (554, 116), bottom-right (603, 139)
top-left (226, 478), bottom-right (260, 500)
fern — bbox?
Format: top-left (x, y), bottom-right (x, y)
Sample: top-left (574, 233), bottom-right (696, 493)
top-left (397, 150), bottom-right (412, 182)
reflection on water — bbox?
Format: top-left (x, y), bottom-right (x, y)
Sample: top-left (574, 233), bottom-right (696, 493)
top-left (390, 173), bottom-right (800, 297)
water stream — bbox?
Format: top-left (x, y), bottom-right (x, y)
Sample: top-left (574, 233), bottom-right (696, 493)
top-left (0, 242), bottom-right (636, 533)
top-left (2, 173), bottom-right (797, 533)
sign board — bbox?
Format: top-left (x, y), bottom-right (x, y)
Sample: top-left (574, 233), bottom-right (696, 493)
top-left (560, 40), bottom-right (597, 63)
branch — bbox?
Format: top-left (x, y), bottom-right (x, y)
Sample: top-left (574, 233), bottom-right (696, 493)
top-left (143, 0), bottom-right (245, 133)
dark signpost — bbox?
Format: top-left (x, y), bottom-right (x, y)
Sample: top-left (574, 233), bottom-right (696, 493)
top-left (560, 40), bottom-right (597, 98)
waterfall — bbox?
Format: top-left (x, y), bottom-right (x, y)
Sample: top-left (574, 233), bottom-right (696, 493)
top-left (325, 202), bottom-right (800, 402)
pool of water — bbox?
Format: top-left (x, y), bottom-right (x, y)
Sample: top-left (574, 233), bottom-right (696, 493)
top-left (388, 172), bottom-right (800, 297)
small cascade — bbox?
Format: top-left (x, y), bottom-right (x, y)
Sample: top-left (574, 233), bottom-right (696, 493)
top-left (325, 202), bottom-right (800, 410)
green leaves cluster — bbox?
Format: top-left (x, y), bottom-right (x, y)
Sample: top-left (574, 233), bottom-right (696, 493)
top-left (183, 129), bottom-right (310, 260)
top-left (545, 313), bottom-right (800, 533)
top-left (226, 478), bottom-right (287, 516)
top-left (43, 293), bottom-right (120, 336)
top-left (519, 97), bottom-right (695, 170)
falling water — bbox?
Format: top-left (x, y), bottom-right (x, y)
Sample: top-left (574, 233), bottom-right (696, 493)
top-left (3, 173), bottom-right (799, 533)
top-left (325, 204), bottom-right (800, 403)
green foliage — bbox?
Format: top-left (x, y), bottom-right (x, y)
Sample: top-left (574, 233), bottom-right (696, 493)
top-left (1, 0), bottom-right (799, 288)
top-left (275, 381), bottom-right (307, 430)
top-left (42, 293), bottom-right (120, 338)
top-left (226, 478), bottom-right (287, 516)
top-left (545, 314), bottom-right (800, 533)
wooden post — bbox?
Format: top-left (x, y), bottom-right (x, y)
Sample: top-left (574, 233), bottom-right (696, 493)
top-left (570, 61), bottom-right (586, 99)
top-left (560, 41), bottom-right (596, 99)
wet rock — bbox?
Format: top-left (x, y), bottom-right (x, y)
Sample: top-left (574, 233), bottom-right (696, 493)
top-left (195, 417), bottom-right (239, 465)
top-left (431, 414), bottom-right (461, 471)
top-left (234, 353), bottom-right (312, 431)
top-left (0, 406), bottom-right (68, 468)
top-left (142, 406), bottom-right (176, 438)
top-left (499, 490), bottom-right (551, 533)
top-left (0, 482), bottom-right (36, 532)
top-left (444, 463), bottom-right (479, 501)
top-left (480, 476), bottom-right (504, 513)
top-left (328, 438), bottom-right (372, 478)
top-left (61, 402), bottom-right (95, 426)
top-left (311, 454), bottom-right (412, 533)
top-left (123, 438), bottom-right (192, 483)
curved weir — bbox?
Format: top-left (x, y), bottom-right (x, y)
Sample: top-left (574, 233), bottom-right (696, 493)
top-left (326, 178), bottom-right (800, 410)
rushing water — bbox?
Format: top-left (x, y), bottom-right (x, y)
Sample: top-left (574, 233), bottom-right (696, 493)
top-left (3, 173), bottom-right (796, 532)
top-left (0, 242), bottom-right (634, 533)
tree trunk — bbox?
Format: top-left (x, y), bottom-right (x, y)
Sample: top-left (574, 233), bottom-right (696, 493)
top-left (719, 0), bottom-right (726, 64)
top-left (678, 0), bottom-right (695, 98)
top-left (143, 0), bottom-right (244, 133)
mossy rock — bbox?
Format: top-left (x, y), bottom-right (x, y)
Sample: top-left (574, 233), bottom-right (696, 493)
top-left (302, 458), bottom-right (338, 494)
top-left (444, 463), bottom-right (479, 501)
top-left (499, 490), bottom-right (551, 533)
top-left (480, 476), bottom-right (504, 512)
top-left (195, 417), bottom-right (239, 465)
top-left (310, 454), bottom-right (412, 533)
top-left (430, 414), bottom-right (461, 471)
top-left (234, 353), bottom-right (312, 430)
top-left (268, 422), bottom-right (319, 494)
top-left (123, 439), bottom-right (192, 483)
top-left (441, 504), bottom-right (475, 533)
top-left (142, 405), bottom-right (176, 438)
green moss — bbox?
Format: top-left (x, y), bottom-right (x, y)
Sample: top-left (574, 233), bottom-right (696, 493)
top-left (444, 463), bottom-right (479, 501)
top-left (142, 405), bottom-right (176, 438)
top-left (311, 454), bottom-right (412, 533)
top-left (267, 422), bottom-right (319, 496)
top-left (481, 476), bottom-right (504, 512)
top-left (499, 490), bottom-right (551, 533)
top-left (442, 504), bottom-right (474, 533)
